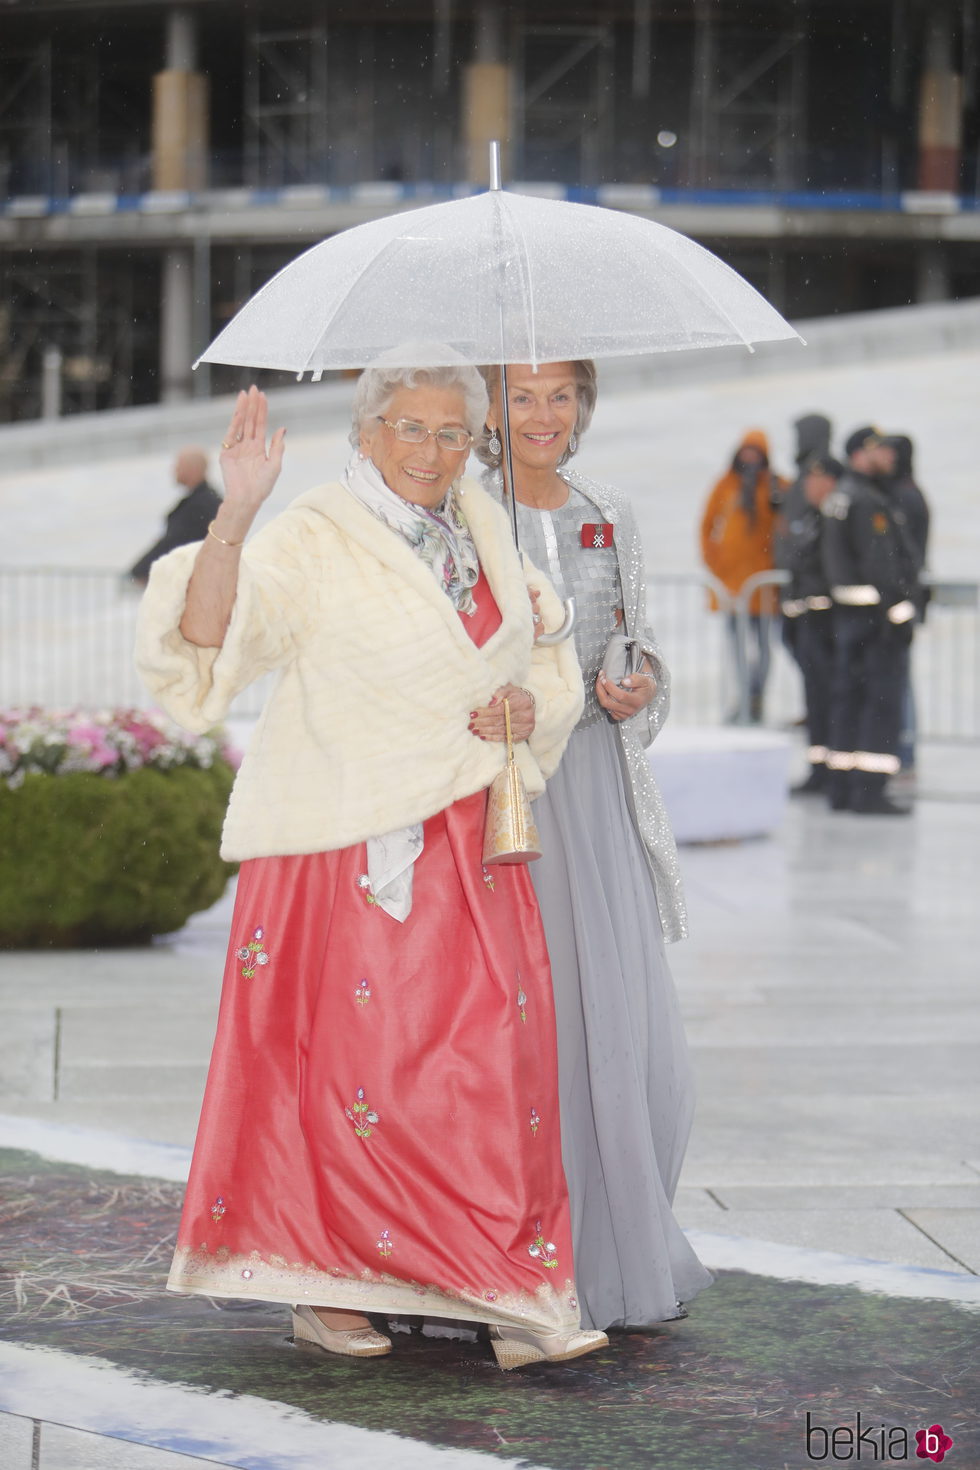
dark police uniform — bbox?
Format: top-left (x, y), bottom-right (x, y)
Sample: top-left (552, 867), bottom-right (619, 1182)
top-left (821, 470), bottom-right (920, 812)
top-left (781, 485), bottom-right (835, 791)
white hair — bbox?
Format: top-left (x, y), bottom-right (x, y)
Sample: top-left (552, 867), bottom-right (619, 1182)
top-left (350, 343), bottom-right (489, 447)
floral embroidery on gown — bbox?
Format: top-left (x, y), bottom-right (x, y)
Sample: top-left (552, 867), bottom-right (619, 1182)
top-left (168, 570), bottom-right (580, 1332)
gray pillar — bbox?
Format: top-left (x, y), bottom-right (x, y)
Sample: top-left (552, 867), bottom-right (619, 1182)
top-left (433, 0), bottom-right (452, 94)
top-left (161, 246), bottom-right (194, 403)
top-left (465, 1), bottom-right (510, 184)
top-left (474, 0), bottom-right (503, 63)
top-left (166, 6), bottom-right (197, 71)
top-left (41, 345), bottom-right (63, 420)
top-left (192, 234), bottom-right (211, 400)
top-left (632, 0), bottom-right (652, 99)
top-left (916, 243), bottom-right (951, 303)
top-left (689, 0), bottom-right (714, 187)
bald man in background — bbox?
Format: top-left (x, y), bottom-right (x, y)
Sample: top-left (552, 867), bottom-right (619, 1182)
top-left (128, 448), bottom-right (222, 586)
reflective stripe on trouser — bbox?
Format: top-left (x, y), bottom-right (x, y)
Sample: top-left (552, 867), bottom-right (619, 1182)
top-left (827, 606), bottom-right (909, 785)
top-left (825, 749), bottom-right (901, 775)
top-left (832, 584), bottom-right (880, 606)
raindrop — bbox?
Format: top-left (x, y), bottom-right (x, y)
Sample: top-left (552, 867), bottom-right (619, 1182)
top-left (657, 130), bottom-right (678, 149)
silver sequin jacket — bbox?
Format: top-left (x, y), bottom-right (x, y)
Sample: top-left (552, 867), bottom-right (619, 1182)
top-left (488, 467), bottom-right (688, 943)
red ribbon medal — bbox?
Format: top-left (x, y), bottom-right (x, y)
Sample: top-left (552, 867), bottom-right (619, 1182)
top-left (581, 522), bottom-right (614, 549)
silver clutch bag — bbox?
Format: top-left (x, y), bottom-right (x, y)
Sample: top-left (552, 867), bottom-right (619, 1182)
top-left (600, 632), bottom-right (649, 686)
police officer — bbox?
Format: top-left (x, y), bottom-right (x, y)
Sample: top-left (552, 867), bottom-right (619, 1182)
top-left (774, 415), bottom-right (833, 672)
top-left (882, 433), bottom-right (932, 777)
top-left (781, 455), bottom-right (842, 794)
top-left (822, 427), bottom-right (920, 815)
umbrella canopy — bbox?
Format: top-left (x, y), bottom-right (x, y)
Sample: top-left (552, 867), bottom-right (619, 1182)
top-left (197, 188), bottom-right (800, 376)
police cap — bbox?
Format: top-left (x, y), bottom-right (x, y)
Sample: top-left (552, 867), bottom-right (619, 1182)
top-left (844, 426), bottom-right (882, 458)
top-left (806, 455), bottom-right (846, 479)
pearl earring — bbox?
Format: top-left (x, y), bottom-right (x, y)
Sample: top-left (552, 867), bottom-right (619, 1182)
top-left (488, 428), bottom-right (501, 457)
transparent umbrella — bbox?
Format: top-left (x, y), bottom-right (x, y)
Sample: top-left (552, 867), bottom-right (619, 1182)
top-left (198, 148), bottom-right (801, 638)
top-left (198, 179), bottom-right (799, 379)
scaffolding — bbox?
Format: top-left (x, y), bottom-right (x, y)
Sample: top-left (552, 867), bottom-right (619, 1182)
top-left (243, 6), bottom-right (329, 187)
top-left (0, 249), bottom-right (144, 423)
top-left (687, 0), bottom-right (808, 190)
top-left (0, 39), bottom-right (53, 196)
top-left (515, 19), bottom-right (615, 183)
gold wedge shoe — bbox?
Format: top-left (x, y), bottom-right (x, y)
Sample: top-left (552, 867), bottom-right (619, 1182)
top-left (489, 1324), bottom-right (609, 1370)
top-left (291, 1304), bottom-right (392, 1358)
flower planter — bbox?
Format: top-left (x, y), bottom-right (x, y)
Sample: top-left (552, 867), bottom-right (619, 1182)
top-left (0, 709), bottom-right (237, 948)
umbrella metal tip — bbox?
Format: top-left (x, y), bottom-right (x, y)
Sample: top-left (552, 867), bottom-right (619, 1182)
top-left (489, 140), bottom-right (502, 191)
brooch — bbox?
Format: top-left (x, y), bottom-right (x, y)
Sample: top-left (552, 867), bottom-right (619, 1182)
top-left (581, 522), bottom-right (614, 548)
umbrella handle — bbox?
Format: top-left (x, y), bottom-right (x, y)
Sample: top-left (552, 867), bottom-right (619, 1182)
top-left (535, 596), bottom-right (577, 646)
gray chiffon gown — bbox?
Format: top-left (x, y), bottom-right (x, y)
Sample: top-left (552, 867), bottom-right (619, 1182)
top-left (499, 476), bottom-right (713, 1331)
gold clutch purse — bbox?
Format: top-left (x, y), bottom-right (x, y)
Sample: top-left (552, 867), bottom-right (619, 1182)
top-left (482, 697), bottom-right (542, 866)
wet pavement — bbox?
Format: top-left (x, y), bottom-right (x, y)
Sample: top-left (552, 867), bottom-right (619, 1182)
top-left (1, 739), bottom-right (979, 1467)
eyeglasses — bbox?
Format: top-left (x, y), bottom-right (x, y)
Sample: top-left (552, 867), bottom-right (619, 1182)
top-left (377, 417), bottom-right (472, 452)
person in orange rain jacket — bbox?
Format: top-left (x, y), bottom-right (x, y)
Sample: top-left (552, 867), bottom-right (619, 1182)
top-left (699, 429), bottom-right (789, 722)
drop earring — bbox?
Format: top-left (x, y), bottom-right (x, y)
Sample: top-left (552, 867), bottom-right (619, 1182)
top-left (488, 428), bottom-right (502, 457)
top-left (569, 432), bottom-right (579, 454)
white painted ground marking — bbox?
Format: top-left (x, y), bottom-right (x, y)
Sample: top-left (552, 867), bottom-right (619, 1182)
top-left (688, 1230), bottom-right (980, 1307)
top-left (0, 1115), bottom-right (191, 1182)
top-left (0, 1344), bottom-right (552, 1470)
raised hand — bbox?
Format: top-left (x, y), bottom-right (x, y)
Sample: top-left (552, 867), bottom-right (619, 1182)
top-left (179, 387), bottom-right (286, 648)
top-left (218, 386), bottom-right (287, 516)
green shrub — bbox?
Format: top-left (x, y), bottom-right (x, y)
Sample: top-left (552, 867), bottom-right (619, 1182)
top-left (0, 763), bottom-right (237, 948)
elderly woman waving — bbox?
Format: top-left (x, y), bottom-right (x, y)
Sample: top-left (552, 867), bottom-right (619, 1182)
top-left (135, 348), bottom-right (602, 1372)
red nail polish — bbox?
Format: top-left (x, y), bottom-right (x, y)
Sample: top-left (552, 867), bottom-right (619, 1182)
top-left (469, 712), bottom-right (478, 719)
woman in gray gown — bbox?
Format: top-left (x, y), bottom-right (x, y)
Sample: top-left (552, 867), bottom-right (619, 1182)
top-left (477, 360), bottom-right (712, 1331)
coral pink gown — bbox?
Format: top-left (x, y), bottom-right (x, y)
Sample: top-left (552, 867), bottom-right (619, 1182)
top-left (168, 572), bottom-right (580, 1332)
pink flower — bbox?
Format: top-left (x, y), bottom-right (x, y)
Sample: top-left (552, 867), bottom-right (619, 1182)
top-left (67, 721), bottom-right (119, 770)
top-left (221, 741), bottom-right (243, 772)
top-left (121, 718), bottom-right (169, 758)
top-left (0, 704), bottom-right (232, 781)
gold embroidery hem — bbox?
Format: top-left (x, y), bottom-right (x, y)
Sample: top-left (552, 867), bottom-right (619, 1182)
top-left (168, 1244), bottom-right (581, 1331)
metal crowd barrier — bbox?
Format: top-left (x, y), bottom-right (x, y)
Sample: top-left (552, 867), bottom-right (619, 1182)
top-left (0, 567), bottom-right (271, 722)
top-left (680, 568), bottom-right (980, 741)
top-left (0, 566), bottom-right (977, 741)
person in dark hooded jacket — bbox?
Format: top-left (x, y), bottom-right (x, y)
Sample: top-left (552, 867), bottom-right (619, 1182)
top-left (775, 413), bottom-right (833, 687)
top-left (881, 434), bottom-right (930, 587)
top-left (881, 434), bottom-right (931, 772)
top-left (774, 414), bottom-right (834, 577)
top-left (781, 455), bottom-right (843, 793)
